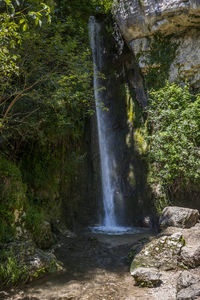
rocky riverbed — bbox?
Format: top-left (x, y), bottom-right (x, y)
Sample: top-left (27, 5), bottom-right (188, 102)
top-left (1, 207), bottom-right (200, 300)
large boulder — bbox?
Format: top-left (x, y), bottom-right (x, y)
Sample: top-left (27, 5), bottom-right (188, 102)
top-left (177, 283), bottom-right (200, 300)
top-left (131, 267), bottom-right (162, 288)
top-left (180, 244), bottom-right (200, 268)
top-left (162, 225), bottom-right (200, 268)
top-left (159, 207), bottom-right (199, 229)
top-left (177, 271), bottom-right (200, 293)
top-left (130, 232), bottom-right (185, 272)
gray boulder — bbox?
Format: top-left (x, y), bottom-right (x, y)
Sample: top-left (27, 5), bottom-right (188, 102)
top-left (177, 271), bottom-right (200, 292)
top-left (131, 267), bottom-right (162, 288)
top-left (180, 245), bottom-right (200, 268)
top-left (177, 283), bottom-right (200, 300)
top-left (130, 232), bottom-right (185, 272)
top-left (160, 207), bottom-right (199, 229)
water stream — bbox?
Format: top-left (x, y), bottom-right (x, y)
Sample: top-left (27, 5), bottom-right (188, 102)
top-left (89, 17), bottom-right (132, 233)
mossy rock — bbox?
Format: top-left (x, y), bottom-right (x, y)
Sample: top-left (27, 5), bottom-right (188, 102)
top-left (0, 240), bottom-right (62, 288)
top-left (130, 232), bottom-right (185, 272)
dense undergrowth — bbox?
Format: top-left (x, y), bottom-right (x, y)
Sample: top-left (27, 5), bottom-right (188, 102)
top-left (0, 0), bottom-right (112, 245)
top-left (132, 82), bottom-right (200, 213)
top-left (147, 82), bottom-right (200, 213)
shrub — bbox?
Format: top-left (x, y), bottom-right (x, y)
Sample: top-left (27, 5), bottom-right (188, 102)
top-left (0, 250), bottom-right (28, 287)
top-left (148, 82), bottom-right (200, 209)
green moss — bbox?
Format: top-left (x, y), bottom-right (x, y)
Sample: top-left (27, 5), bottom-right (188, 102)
top-left (33, 267), bottom-right (46, 278)
top-left (130, 257), bottom-right (147, 273)
top-left (134, 128), bottom-right (148, 156)
top-left (0, 155), bottom-right (27, 243)
top-left (180, 235), bottom-right (186, 247)
top-left (126, 85), bottom-right (145, 129)
top-left (33, 256), bottom-right (61, 278)
top-left (135, 279), bottom-right (156, 288)
top-left (137, 34), bottom-right (178, 90)
top-left (21, 147), bottom-right (60, 201)
top-left (0, 155), bottom-right (26, 208)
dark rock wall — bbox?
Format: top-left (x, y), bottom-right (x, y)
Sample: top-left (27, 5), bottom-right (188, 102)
top-left (86, 16), bottom-right (154, 226)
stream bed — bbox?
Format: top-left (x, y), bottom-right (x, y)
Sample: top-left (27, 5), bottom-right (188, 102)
top-left (2, 230), bottom-right (179, 300)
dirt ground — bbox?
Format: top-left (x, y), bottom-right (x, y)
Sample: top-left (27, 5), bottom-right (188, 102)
top-left (1, 231), bottom-right (184, 300)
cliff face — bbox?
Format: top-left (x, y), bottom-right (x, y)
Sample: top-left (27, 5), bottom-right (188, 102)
top-left (115, 0), bottom-right (200, 89)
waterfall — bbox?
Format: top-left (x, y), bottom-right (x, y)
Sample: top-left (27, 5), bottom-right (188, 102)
top-left (89, 16), bottom-right (117, 229)
top-left (89, 16), bottom-right (133, 233)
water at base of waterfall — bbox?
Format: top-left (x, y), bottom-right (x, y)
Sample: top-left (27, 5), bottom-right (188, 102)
top-left (89, 226), bottom-right (146, 235)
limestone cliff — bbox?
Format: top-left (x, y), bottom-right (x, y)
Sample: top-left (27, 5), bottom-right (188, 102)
top-left (114, 0), bottom-right (200, 89)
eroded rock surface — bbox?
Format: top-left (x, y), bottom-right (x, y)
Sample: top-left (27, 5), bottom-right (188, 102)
top-left (131, 267), bottom-right (162, 287)
top-left (115, 0), bottom-right (200, 42)
top-left (159, 206), bottom-right (200, 229)
top-left (181, 244), bottom-right (200, 268)
top-left (177, 282), bottom-right (200, 300)
top-left (130, 232), bottom-right (185, 272)
top-left (114, 0), bottom-right (200, 88)
top-left (177, 270), bottom-right (200, 292)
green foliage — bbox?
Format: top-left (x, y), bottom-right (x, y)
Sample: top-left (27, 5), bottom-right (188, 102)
top-left (148, 82), bottom-right (200, 209)
top-left (0, 244), bottom-right (59, 287)
top-left (23, 202), bottom-right (55, 249)
top-left (0, 0), bottom-right (114, 254)
top-left (21, 148), bottom-right (60, 198)
top-left (0, 0), bottom-right (94, 142)
top-left (136, 34), bottom-right (178, 90)
top-left (57, 0), bottom-right (113, 16)
top-left (0, 250), bottom-right (28, 287)
top-left (0, 0), bottom-right (51, 81)
top-left (134, 128), bottom-right (148, 156)
top-left (0, 156), bottom-right (26, 207)
top-left (96, 0), bottom-right (113, 12)
top-left (0, 0), bottom-right (95, 234)
top-left (0, 155), bottom-right (26, 243)
top-left (24, 203), bottom-right (45, 239)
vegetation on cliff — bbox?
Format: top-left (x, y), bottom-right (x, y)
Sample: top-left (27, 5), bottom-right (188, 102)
top-left (147, 82), bottom-right (200, 212)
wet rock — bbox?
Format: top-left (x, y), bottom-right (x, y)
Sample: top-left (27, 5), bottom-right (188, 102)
top-left (131, 267), bottom-right (162, 288)
top-left (177, 271), bottom-right (200, 292)
top-left (159, 207), bottom-right (199, 229)
top-left (130, 232), bottom-right (185, 271)
top-left (55, 221), bottom-right (76, 238)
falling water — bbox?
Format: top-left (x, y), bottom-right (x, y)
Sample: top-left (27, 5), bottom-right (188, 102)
top-left (89, 16), bottom-right (133, 233)
top-left (89, 16), bottom-right (117, 229)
